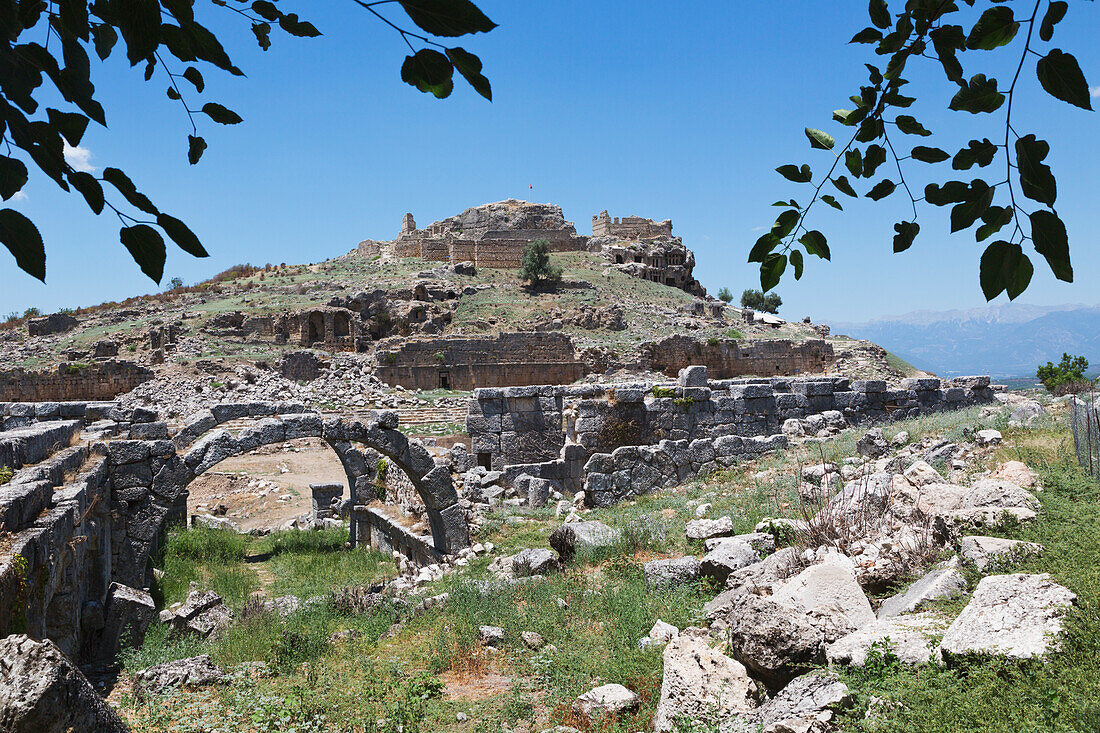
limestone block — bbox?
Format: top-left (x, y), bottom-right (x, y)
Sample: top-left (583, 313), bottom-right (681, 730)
top-left (653, 635), bottom-right (757, 733)
top-left (700, 540), bottom-right (760, 585)
top-left (959, 535), bottom-right (1043, 571)
top-left (211, 403), bottom-right (249, 423)
top-left (828, 613), bottom-right (947, 666)
top-left (108, 440), bottom-right (150, 465)
top-left (644, 556), bottom-right (701, 589)
top-left (571, 683), bottom-right (638, 722)
top-left (281, 413), bottom-right (323, 439)
top-left (685, 516), bottom-right (735, 541)
top-left (102, 582), bottom-right (156, 659)
top-left (549, 520), bottom-right (621, 561)
top-left (678, 365), bottom-right (708, 387)
top-left (133, 654), bottom-right (226, 699)
top-left (772, 554), bottom-right (875, 629)
top-left (878, 557), bottom-right (968, 618)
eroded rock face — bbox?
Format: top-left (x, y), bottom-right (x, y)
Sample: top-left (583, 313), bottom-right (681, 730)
top-left (725, 595), bottom-right (827, 689)
top-left (827, 613), bottom-right (947, 666)
top-left (701, 540), bottom-right (761, 585)
top-left (723, 670), bottom-right (851, 733)
top-left (959, 535), bottom-right (1043, 571)
top-left (132, 654), bottom-right (226, 699)
top-left (0, 634), bottom-right (130, 733)
top-left (915, 479), bottom-right (1040, 525)
top-left (653, 635), bottom-right (758, 733)
top-left (939, 573), bottom-right (1076, 661)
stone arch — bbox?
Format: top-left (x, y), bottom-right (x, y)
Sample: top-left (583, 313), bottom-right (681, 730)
top-left (307, 312), bottom-right (325, 344)
top-left (168, 411), bottom-right (468, 554)
top-left (333, 311), bottom-right (351, 340)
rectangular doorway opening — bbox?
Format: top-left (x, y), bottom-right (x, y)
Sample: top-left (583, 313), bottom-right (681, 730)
top-left (438, 370), bottom-right (451, 389)
top-left (477, 452), bottom-right (492, 469)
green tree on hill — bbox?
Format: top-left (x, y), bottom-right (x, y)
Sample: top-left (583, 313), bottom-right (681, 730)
top-left (740, 288), bottom-right (782, 314)
top-left (717, 287), bottom-right (734, 303)
top-left (519, 239), bottom-right (562, 287)
top-left (1037, 353), bottom-right (1092, 394)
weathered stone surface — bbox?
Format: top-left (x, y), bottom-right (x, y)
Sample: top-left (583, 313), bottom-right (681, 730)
top-left (976, 429), bottom-right (1003, 446)
top-left (644, 556), bottom-right (701, 589)
top-left (166, 589), bottom-right (234, 639)
top-left (916, 479), bottom-right (1041, 525)
top-left (132, 654), bottom-right (226, 698)
top-left (725, 594), bottom-right (828, 689)
top-left (993, 460), bottom-right (1037, 489)
top-left (903, 459), bottom-right (944, 487)
top-left (827, 613), bottom-right (947, 666)
top-left (723, 670), bottom-right (851, 733)
top-left (512, 548), bottom-right (559, 577)
top-left (679, 365), bottom-right (708, 387)
top-left (878, 557), bottom-right (968, 618)
top-left (0, 634), bottom-right (130, 733)
top-left (772, 554), bottom-right (875, 629)
top-left (685, 516), bottom-right (735, 541)
top-left (549, 520), bottom-right (620, 561)
top-left (653, 635), bottom-right (757, 733)
top-left (959, 535), bottom-right (1044, 571)
top-left (857, 428), bottom-right (888, 458)
top-left (571, 683), bottom-right (638, 722)
top-left (939, 573), bottom-right (1076, 661)
top-left (704, 547), bottom-right (800, 622)
top-left (478, 625), bottom-right (505, 646)
top-left (700, 540), bottom-right (761, 585)
top-left (102, 582), bottom-right (156, 658)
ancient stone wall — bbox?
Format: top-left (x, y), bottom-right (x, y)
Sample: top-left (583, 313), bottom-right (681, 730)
top-left (27, 313), bottom-right (79, 336)
top-left (591, 211), bottom-right (673, 239)
top-left (375, 332), bottom-right (586, 391)
top-left (0, 361), bottom-right (154, 402)
top-left (466, 372), bottom-right (995, 493)
top-left (640, 336), bottom-right (835, 378)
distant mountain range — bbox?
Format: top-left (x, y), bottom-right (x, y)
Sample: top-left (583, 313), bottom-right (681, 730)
top-left (832, 303), bottom-right (1100, 378)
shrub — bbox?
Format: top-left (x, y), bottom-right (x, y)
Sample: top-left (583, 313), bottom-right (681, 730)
top-left (651, 385), bottom-right (676, 398)
top-left (0, 465), bottom-right (13, 485)
top-left (717, 286), bottom-right (733, 303)
top-left (724, 328), bottom-right (743, 340)
top-left (22, 307), bottom-right (40, 318)
top-left (519, 239), bottom-right (562, 286)
top-left (1037, 353), bottom-right (1092, 394)
top-left (166, 276), bottom-right (185, 290)
top-left (740, 288), bottom-right (782, 313)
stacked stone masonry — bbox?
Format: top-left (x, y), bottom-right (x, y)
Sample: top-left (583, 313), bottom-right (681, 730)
top-left (467, 371), bottom-right (995, 506)
top-left (0, 361), bottom-right (155, 402)
top-left (375, 332), bottom-right (586, 391)
top-left (640, 336), bottom-right (834, 379)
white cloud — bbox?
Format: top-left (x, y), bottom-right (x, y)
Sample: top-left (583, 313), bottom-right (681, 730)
top-left (63, 143), bottom-right (96, 172)
top-left (751, 225), bottom-right (766, 232)
top-left (1091, 85), bottom-right (1100, 98)
top-left (10, 191), bottom-right (27, 202)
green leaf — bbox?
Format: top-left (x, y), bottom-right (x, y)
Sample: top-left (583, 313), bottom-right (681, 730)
top-left (1029, 209), bottom-right (1072, 282)
top-left (776, 164), bottom-right (812, 183)
top-left (167, 86), bottom-right (181, 100)
top-left (67, 171), bottom-right (104, 214)
top-left (251, 0), bottom-right (281, 21)
top-left (949, 180), bottom-right (994, 232)
top-left (911, 146), bottom-right (950, 163)
top-left (980, 241), bottom-right (1033, 300)
top-left (844, 150), bottom-right (862, 178)
top-left (201, 102), bottom-right (243, 125)
top-left (855, 117), bottom-right (883, 143)
top-left (805, 128), bottom-right (835, 150)
top-left (791, 249), bottom-right (804, 280)
top-left (930, 24), bottom-right (965, 83)
top-left (832, 176), bottom-right (858, 198)
top-left (868, 0), bottom-right (891, 30)
top-left (771, 199), bottom-right (800, 208)
top-left (799, 230), bottom-right (830, 259)
top-left (865, 64), bottom-right (883, 86)
top-left (976, 206), bottom-right (1013, 242)
top-left (760, 253), bottom-right (787, 292)
top-left (188, 135), bottom-right (207, 165)
top-left (102, 168), bottom-right (159, 215)
top-left (966, 6), bottom-right (1019, 51)
top-left (821, 194), bottom-right (843, 211)
top-left (748, 233), bottom-right (780, 263)
top-left (446, 47), bottom-right (491, 101)
top-left (46, 109), bottom-right (89, 146)
top-left (117, 0), bottom-right (162, 65)
top-left (892, 221), bottom-right (919, 252)
top-left (0, 208), bottom-right (45, 281)
top-left (157, 213), bottom-right (209, 258)
top-left (867, 179), bottom-right (896, 200)
top-left (1039, 1), bottom-right (1068, 42)
top-left (0, 157), bottom-right (29, 201)
top-left (120, 224), bottom-right (166, 283)
top-left (278, 13), bottom-right (322, 38)
top-left (92, 23), bottom-right (117, 60)
top-left (924, 180), bottom-right (969, 206)
top-left (862, 145), bottom-right (886, 177)
top-left (1036, 49), bottom-right (1093, 110)
top-left (949, 74), bottom-right (1005, 114)
top-left (850, 27), bottom-right (883, 44)
top-left (183, 66), bottom-right (205, 93)
top-left (771, 209), bottom-right (800, 238)
top-left (397, 0), bottom-right (497, 37)
top-left (1015, 134), bottom-right (1057, 206)
top-left (952, 138), bottom-right (998, 170)
top-left (400, 48), bottom-right (454, 98)
top-left (895, 115), bottom-right (931, 136)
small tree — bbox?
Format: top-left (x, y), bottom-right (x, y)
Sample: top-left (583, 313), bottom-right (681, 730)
top-left (1037, 353), bottom-right (1092, 394)
top-left (167, 277), bottom-right (185, 291)
top-left (717, 287), bottom-right (733, 303)
top-left (740, 289), bottom-right (782, 314)
top-left (519, 239), bottom-right (562, 286)
top-left (22, 307), bottom-right (40, 318)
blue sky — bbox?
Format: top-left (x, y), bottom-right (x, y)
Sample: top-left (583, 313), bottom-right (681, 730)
top-left (3, 1), bottom-right (1097, 323)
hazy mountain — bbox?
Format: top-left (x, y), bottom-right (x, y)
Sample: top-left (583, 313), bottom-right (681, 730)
top-left (832, 303), bottom-right (1100, 378)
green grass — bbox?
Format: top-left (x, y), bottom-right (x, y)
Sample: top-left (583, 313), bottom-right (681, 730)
top-left (885, 349), bottom-right (921, 377)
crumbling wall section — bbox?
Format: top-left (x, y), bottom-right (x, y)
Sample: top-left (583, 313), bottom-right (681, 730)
top-left (640, 336), bottom-right (835, 378)
top-left (0, 361), bottom-right (154, 402)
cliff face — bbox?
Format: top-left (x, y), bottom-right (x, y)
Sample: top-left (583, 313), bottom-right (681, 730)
top-left (430, 200), bottom-right (579, 240)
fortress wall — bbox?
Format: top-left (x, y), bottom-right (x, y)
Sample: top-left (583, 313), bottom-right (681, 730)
top-left (0, 362), bottom-right (155, 403)
top-left (641, 337), bottom-right (834, 378)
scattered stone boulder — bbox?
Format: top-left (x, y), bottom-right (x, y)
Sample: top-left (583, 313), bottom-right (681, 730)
top-left (571, 683), bottom-right (638, 722)
top-left (164, 589), bottom-right (234, 639)
top-left (772, 554), bottom-right (876, 630)
top-left (993, 460), bottom-right (1037, 489)
top-left (132, 654), bottom-right (227, 698)
top-left (549, 520), bottom-right (621, 562)
top-left (725, 670), bottom-right (851, 733)
top-left (725, 594), bottom-right (831, 689)
top-left (902, 459), bottom-right (944, 488)
top-left (478, 625), bottom-right (505, 647)
top-left (521, 631), bottom-right (546, 650)
top-left (939, 573), bottom-right (1075, 661)
top-left (857, 428), bottom-right (889, 458)
top-left (959, 535), bottom-right (1044, 571)
top-left (700, 539), bottom-right (761, 585)
top-left (976, 429), bottom-right (1003, 446)
top-left (644, 556), bottom-right (701, 589)
top-left (511, 548), bottom-right (560, 577)
top-left (102, 582), bottom-right (156, 659)
top-left (0, 634), bottom-right (130, 733)
top-left (686, 516), bottom-right (736, 541)
top-left (877, 557), bottom-right (968, 618)
top-left (639, 619), bottom-right (680, 650)
top-left (827, 613), bottom-right (947, 666)
top-left (916, 479), bottom-right (1041, 526)
top-left (653, 635), bottom-right (758, 733)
